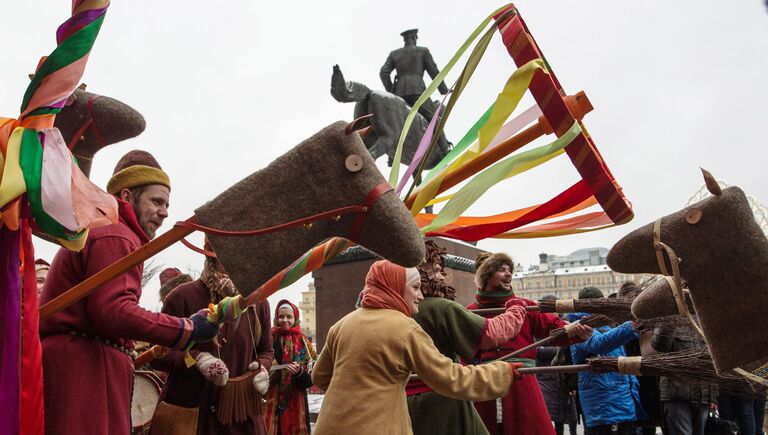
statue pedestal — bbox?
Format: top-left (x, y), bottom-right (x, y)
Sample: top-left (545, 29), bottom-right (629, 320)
top-left (312, 237), bottom-right (484, 349)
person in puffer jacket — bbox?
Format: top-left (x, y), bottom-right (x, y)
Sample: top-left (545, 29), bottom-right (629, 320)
top-left (569, 287), bottom-right (647, 435)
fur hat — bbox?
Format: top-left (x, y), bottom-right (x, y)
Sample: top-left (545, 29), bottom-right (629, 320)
top-left (474, 252), bottom-right (513, 290)
top-left (106, 150), bottom-right (170, 195)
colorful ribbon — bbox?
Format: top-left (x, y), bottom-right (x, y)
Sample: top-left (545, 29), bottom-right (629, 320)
top-left (0, 3), bottom-right (112, 435)
top-left (391, 4), bottom-right (632, 241)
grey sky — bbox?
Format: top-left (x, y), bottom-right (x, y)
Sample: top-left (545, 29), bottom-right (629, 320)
top-left (4, 1), bottom-right (766, 312)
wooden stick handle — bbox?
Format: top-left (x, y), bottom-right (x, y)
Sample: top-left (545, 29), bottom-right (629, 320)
top-left (134, 345), bottom-right (168, 368)
top-left (408, 364), bottom-right (591, 383)
top-left (492, 335), bottom-right (556, 362)
top-left (517, 364), bottom-right (591, 375)
top-left (470, 306), bottom-right (540, 316)
top-left (40, 216), bottom-right (197, 322)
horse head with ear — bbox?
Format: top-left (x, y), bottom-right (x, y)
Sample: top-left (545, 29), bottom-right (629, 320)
top-left (53, 83), bottom-right (146, 177)
top-left (607, 169), bottom-right (768, 373)
top-left (195, 121), bottom-right (426, 295)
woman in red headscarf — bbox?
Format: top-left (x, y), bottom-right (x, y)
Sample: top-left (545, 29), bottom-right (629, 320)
top-left (311, 260), bottom-right (523, 435)
top-left (264, 299), bottom-right (317, 435)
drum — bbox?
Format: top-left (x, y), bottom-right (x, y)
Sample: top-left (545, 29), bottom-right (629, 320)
top-left (132, 370), bottom-right (164, 434)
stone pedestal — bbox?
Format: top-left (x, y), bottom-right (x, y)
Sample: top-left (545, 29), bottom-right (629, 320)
top-left (312, 237), bottom-right (485, 348)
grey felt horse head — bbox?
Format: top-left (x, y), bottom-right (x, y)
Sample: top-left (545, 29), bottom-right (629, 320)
top-left (195, 121), bottom-right (425, 296)
top-left (607, 169), bottom-right (768, 373)
top-left (54, 85), bottom-right (146, 177)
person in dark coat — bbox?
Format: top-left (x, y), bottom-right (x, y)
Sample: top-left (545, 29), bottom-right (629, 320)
top-left (536, 345), bottom-right (578, 435)
top-left (619, 282), bottom-right (664, 435)
top-left (153, 254), bottom-right (274, 435)
top-left (651, 321), bottom-right (717, 435)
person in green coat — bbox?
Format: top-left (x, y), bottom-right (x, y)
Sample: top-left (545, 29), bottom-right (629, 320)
top-left (406, 241), bottom-right (528, 435)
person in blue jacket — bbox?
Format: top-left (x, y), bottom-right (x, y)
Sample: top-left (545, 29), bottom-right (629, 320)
top-left (569, 287), bottom-right (647, 435)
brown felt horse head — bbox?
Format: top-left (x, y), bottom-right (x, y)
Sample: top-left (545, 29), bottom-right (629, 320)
top-left (54, 85), bottom-right (146, 177)
top-left (607, 169), bottom-right (768, 373)
top-left (195, 121), bottom-right (425, 296)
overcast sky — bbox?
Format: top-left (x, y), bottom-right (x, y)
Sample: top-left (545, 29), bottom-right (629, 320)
top-left (4, 1), bottom-right (766, 312)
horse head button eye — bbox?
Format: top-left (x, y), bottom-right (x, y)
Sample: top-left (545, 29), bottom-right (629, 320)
top-left (686, 208), bottom-right (703, 224)
top-left (345, 154), bottom-right (363, 172)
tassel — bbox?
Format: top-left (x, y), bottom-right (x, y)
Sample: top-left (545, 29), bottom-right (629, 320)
top-left (216, 371), bottom-right (264, 426)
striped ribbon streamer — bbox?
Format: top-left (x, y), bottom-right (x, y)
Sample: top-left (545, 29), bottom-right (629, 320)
top-left (409, 59), bottom-right (547, 215)
top-left (399, 3), bottom-right (633, 240)
top-left (0, 3), bottom-right (111, 435)
top-left (420, 121), bottom-right (581, 235)
top-left (204, 238), bottom-right (354, 327)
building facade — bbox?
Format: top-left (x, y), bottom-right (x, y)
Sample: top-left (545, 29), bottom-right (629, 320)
top-left (298, 282), bottom-right (317, 342)
top-left (513, 248), bottom-right (652, 300)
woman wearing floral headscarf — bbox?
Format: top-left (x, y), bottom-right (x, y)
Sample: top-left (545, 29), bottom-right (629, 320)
top-left (312, 260), bottom-right (522, 435)
top-left (264, 299), bottom-right (317, 435)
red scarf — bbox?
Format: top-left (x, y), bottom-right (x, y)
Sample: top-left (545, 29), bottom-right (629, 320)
top-left (116, 198), bottom-right (149, 244)
top-left (360, 260), bottom-right (410, 316)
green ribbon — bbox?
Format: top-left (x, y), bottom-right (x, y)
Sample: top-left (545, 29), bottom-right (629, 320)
top-left (19, 128), bottom-right (84, 241)
top-left (21, 14), bottom-right (106, 114)
top-left (421, 122), bottom-right (582, 234)
top-left (421, 104), bottom-right (495, 185)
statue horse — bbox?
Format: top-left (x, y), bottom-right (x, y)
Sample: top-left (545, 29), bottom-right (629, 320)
top-left (607, 169), bottom-right (768, 373)
top-left (54, 84), bottom-right (146, 177)
top-left (330, 65), bottom-right (451, 170)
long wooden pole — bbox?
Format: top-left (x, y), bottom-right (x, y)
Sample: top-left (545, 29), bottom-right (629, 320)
top-left (404, 91), bottom-right (593, 210)
top-left (408, 364), bottom-right (591, 383)
top-left (470, 306), bottom-right (540, 316)
top-left (39, 217), bottom-right (197, 321)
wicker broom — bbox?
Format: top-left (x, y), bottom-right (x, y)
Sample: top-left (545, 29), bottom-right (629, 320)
top-left (587, 349), bottom-right (767, 395)
top-left (538, 297), bottom-right (693, 330)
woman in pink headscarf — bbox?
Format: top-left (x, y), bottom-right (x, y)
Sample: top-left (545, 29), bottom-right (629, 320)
top-left (312, 260), bottom-right (523, 435)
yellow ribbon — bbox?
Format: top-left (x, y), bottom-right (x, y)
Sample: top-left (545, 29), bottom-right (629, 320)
top-left (0, 127), bottom-right (28, 209)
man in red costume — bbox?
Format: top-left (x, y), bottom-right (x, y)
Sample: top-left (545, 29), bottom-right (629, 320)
top-left (40, 150), bottom-right (220, 435)
top-left (467, 252), bottom-right (592, 435)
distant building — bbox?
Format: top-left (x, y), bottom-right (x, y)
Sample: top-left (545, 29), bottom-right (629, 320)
top-left (299, 282), bottom-right (317, 342)
top-left (513, 248), bottom-right (652, 300)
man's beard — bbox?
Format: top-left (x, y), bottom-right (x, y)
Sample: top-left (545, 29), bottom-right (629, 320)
top-left (489, 281), bottom-right (512, 294)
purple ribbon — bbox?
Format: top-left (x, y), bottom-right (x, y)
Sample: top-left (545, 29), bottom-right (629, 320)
top-left (0, 227), bottom-right (22, 435)
top-left (395, 87), bottom-right (454, 195)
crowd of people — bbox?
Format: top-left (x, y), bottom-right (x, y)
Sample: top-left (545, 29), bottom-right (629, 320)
top-left (35, 149), bottom-right (766, 434)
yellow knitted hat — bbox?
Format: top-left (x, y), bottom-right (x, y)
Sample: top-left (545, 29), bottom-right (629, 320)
top-left (106, 150), bottom-right (170, 195)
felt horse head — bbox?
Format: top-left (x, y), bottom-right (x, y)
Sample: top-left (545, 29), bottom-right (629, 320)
top-left (195, 121), bottom-right (425, 296)
top-left (607, 169), bottom-right (768, 372)
top-left (54, 84), bottom-right (146, 177)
